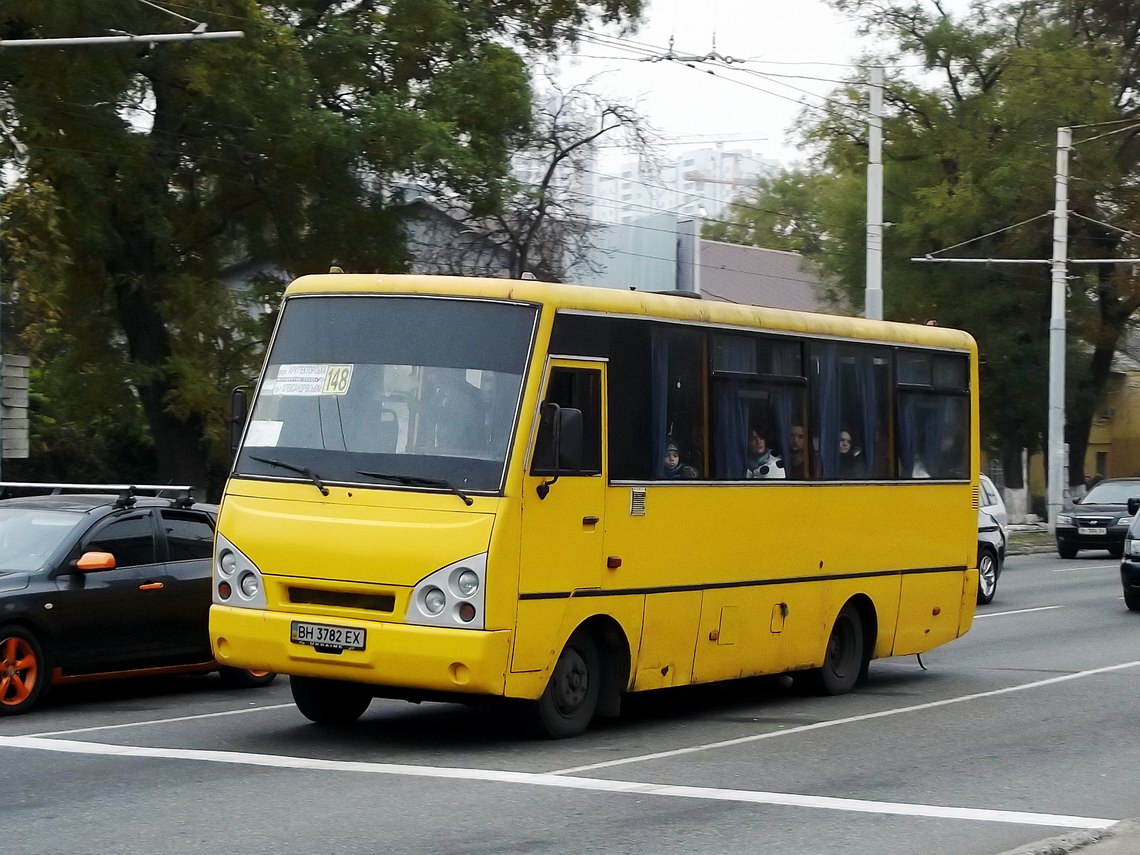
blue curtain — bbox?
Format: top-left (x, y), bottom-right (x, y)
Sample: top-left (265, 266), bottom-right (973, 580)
top-left (714, 381), bottom-right (748, 478)
top-left (651, 330), bottom-right (669, 478)
top-left (898, 393), bottom-right (920, 477)
top-left (813, 343), bottom-right (840, 478)
top-left (853, 355), bottom-right (878, 477)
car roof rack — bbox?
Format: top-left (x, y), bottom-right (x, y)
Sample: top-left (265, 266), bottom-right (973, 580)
top-left (0, 482), bottom-right (194, 510)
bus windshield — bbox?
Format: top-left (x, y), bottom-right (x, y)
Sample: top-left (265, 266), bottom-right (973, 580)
top-left (235, 295), bottom-right (537, 493)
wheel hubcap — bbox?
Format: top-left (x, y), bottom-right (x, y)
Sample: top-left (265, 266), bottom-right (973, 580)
top-left (980, 556), bottom-right (996, 596)
top-left (551, 646), bottom-right (589, 717)
top-left (0, 636), bottom-right (37, 707)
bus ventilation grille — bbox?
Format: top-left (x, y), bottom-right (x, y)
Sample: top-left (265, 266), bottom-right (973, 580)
top-left (630, 487), bottom-right (646, 516)
top-left (971, 486), bottom-right (980, 509)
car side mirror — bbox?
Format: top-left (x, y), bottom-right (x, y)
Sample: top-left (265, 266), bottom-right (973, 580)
top-left (1128, 498), bottom-right (1139, 516)
top-left (76, 551), bottom-right (116, 572)
top-left (230, 386), bottom-right (250, 454)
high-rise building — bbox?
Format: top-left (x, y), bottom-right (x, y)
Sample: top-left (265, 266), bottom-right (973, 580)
top-left (590, 145), bottom-right (777, 224)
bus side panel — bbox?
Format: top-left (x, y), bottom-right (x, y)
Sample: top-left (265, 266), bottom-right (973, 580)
top-left (892, 571), bottom-right (966, 656)
top-left (510, 599), bottom-right (568, 674)
top-left (635, 591), bottom-right (700, 690)
top-left (507, 596), bottom-right (644, 699)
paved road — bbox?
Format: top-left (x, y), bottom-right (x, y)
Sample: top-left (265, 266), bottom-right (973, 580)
top-left (3, 551), bottom-right (1138, 855)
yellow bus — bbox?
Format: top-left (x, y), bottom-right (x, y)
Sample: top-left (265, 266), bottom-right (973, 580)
top-left (210, 274), bottom-right (979, 737)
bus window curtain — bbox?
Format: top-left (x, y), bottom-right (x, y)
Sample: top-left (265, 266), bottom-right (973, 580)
top-left (853, 354), bottom-right (878, 478)
top-left (651, 330), bottom-right (669, 478)
top-left (898, 393), bottom-right (920, 477)
top-left (769, 346), bottom-right (799, 465)
top-left (813, 343), bottom-right (841, 478)
top-left (713, 381), bottom-right (748, 478)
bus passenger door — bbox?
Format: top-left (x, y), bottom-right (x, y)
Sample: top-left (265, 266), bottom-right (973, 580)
top-left (513, 359), bottom-right (606, 673)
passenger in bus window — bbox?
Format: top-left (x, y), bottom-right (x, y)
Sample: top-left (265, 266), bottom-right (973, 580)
top-left (663, 438), bottom-right (699, 480)
top-left (838, 429), bottom-right (866, 479)
top-left (788, 424), bottom-right (808, 479)
top-left (745, 426), bottom-right (786, 479)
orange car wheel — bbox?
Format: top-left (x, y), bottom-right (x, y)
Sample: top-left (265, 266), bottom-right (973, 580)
top-left (0, 627), bottom-right (48, 716)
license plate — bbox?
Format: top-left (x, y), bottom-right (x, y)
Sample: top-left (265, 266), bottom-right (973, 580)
top-left (290, 621), bottom-right (366, 651)
top-left (1078, 527), bottom-right (1107, 536)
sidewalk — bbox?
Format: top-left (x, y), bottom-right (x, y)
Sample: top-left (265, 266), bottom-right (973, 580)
top-left (1007, 525), bottom-right (1055, 556)
top-left (998, 820), bottom-right (1140, 854)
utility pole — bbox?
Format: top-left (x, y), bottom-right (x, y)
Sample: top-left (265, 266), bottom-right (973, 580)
top-left (911, 123), bottom-right (1140, 527)
top-left (1047, 127), bottom-right (1071, 527)
top-left (865, 66), bottom-right (884, 321)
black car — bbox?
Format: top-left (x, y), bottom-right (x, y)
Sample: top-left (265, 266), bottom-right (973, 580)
top-left (0, 487), bottom-right (274, 715)
top-left (1054, 478), bottom-right (1140, 558)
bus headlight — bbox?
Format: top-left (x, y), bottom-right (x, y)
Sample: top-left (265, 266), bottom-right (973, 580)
top-left (407, 553), bottom-right (487, 630)
top-left (219, 550), bottom-right (238, 578)
top-left (422, 586), bottom-right (446, 615)
top-left (238, 571), bottom-right (261, 600)
top-left (456, 569), bottom-right (479, 597)
top-left (213, 533), bottom-right (267, 609)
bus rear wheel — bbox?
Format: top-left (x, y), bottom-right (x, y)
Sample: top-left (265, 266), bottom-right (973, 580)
top-left (529, 631), bottom-right (600, 739)
top-left (806, 604), bottom-right (864, 696)
top-left (290, 676), bottom-right (372, 725)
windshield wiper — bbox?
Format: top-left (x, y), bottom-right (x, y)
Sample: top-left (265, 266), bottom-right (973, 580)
top-left (249, 455), bottom-right (330, 496)
top-left (356, 470), bottom-right (473, 506)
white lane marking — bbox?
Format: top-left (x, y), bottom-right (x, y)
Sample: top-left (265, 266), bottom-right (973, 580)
top-left (0, 735), bottom-right (1116, 830)
top-left (1051, 563), bottom-right (1118, 572)
top-left (26, 703), bottom-right (297, 737)
top-left (975, 606), bottom-right (1062, 619)
top-left (550, 659), bottom-right (1140, 775)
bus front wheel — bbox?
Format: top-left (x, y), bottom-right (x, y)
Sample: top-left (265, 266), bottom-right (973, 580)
top-left (805, 604), bottom-right (864, 696)
top-left (529, 631), bottom-right (601, 739)
top-left (290, 676), bottom-right (372, 725)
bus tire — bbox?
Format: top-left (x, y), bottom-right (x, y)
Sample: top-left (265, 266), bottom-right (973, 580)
top-left (806, 603), bottom-right (864, 696)
top-left (290, 676), bottom-right (372, 725)
top-left (529, 631), bottom-right (601, 739)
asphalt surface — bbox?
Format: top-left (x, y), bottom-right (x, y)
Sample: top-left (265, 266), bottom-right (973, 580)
top-left (3, 550), bottom-right (1139, 855)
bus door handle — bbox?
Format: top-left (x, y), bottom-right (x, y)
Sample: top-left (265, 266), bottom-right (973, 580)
top-left (138, 582), bottom-right (164, 591)
top-left (582, 515), bottom-right (600, 527)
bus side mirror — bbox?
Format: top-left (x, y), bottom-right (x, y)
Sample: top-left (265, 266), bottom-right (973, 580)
top-left (535, 405), bottom-right (584, 499)
top-left (556, 408), bottom-right (584, 472)
top-left (1128, 498), bottom-right (1139, 516)
top-left (230, 386), bottom-right (249, 454)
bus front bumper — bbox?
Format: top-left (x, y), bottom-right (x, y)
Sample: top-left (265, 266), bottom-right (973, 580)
top-left (211, 605), bottom-right (511, 696)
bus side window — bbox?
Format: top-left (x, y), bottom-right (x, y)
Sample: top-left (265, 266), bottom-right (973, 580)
top-left (532, 368), bottom-right (602, 475)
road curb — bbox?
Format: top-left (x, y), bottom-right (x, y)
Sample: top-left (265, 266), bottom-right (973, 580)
top-left (997, 820), bottom-right (1140, 854)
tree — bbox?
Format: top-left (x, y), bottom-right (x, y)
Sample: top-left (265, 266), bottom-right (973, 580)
top-left (415, 74), bottom-right (656, 282)
top-left (715, 0), bottom-right (1140, 490)
top-left (0, 0), bottom-right (643, 493)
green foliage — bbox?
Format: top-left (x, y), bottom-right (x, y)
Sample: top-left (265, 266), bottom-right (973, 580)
top-left (0, 0), bottom-right (643, 492)
top-left (714, 1), bottom-right (1140, 482)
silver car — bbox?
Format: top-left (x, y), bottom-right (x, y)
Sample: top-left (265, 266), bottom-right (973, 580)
top-left (977, 475), bottom-right (1007, 605)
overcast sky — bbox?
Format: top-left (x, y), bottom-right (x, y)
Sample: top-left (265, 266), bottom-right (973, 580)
top-left (557, 0), bottom-right (874, 168)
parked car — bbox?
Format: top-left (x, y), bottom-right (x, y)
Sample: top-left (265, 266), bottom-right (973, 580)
top-left (977, 509), bottom-right (1005, 605)
top-left (0, 487), bottom-right (275, 715)
top-left (980, 474), bottom-right (1008, 529)
top-left (1119, 499), bottom-right (1140, 612)
top-left (1055, 478), bottom-right (1140, 558)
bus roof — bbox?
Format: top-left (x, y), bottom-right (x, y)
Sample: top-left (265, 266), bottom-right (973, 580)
top-left (285, 274), bottom-right (976, 352)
